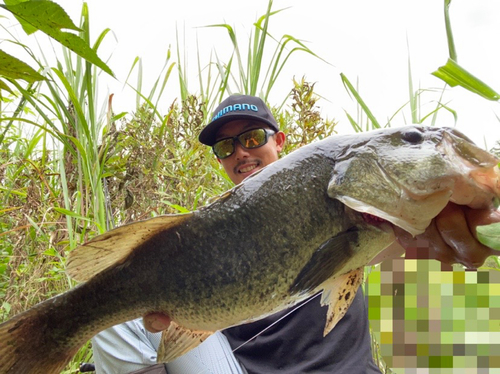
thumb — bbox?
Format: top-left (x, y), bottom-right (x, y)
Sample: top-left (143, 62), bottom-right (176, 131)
top-left (143, 312), bottom-right (172, 333)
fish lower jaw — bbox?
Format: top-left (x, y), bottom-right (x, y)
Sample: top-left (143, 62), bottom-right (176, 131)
top-left (342, 199), bottom-right (425, 237)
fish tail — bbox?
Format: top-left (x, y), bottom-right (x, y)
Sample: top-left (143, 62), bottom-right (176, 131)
top-left (0, 301), bottom-right (82, 374)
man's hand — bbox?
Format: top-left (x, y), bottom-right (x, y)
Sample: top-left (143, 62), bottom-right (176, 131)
top-left (396, 202), bottom-right (500, 269)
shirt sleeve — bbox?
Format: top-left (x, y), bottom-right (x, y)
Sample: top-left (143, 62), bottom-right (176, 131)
top-left (92, 318), bottom-right (246, 374)
top-left (166, 332), bottom-right (247, 374)
top-left (92, 318), bottom-right (160, 374)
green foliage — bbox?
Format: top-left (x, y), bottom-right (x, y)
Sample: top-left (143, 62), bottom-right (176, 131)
top-left (340, 56), bottom-right (458, 132)
top-left (203, 0), bottom-right (324, 103)
top-left (443, 0), bottom-right (457, 62)
top-left (477, 223), bottom-right (500, 251)
top-left (0, 49), bottom-right (44, 84)
top-left (2, 0), bottom-right (81, 36)
top-left (104, 95), bottom-right (227, 220)
top-left (434, 0), bottom-right (500, 264)
top-left (0, 2), bottom-right (121, 366)
top-left (433, 58), bottom-right (500, 101)
top-left (340, 72), bottom-right (381, 131)
top-left (280, 77), bottom-right (337, 153)
top-left (0, 0), bottom-right (114, 96)
top-left (432, 0), bottom-right (500, 101)
top-left (340, 0), bottom-right (500, 133)
top-left (125, 49), bottom-right (176, 118)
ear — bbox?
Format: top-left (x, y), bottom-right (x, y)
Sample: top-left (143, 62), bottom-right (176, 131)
top-left (274, 131), bottom-right (286, 153)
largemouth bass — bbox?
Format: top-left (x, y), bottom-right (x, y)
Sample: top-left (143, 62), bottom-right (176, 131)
top-left (1, 126), bottom-right (499, 373)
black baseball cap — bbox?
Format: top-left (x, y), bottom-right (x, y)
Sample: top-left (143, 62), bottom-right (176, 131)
top-left (199, 94), bottom-right (279, 146)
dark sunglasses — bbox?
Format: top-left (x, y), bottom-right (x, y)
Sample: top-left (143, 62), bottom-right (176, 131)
top-left (213, 128), bottom-right (276, 159)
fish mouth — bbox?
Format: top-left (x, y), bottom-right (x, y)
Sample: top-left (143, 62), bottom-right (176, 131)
top-left (439, 131), bottom-right (500, 207)
top-left (361, 212), bottom-right (390, 225)
top-left (353, 165), bottom-right (500, 237)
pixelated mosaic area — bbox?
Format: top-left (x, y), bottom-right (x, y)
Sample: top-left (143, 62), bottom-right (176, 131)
top-left (367, 254), bottom-right (500, 374)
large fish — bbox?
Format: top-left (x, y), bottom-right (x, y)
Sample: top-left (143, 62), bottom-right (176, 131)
top-left (1, 126), bottom-right (500, 373)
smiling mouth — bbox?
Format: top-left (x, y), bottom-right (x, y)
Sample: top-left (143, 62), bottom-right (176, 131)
top-left (238, 163), bottom-right (259, 174)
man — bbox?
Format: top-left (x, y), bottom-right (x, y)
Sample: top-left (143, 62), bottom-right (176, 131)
top-left (195, 94), bottom-right (379, 372)
top-left (94, 94), bottom-right (500, 373)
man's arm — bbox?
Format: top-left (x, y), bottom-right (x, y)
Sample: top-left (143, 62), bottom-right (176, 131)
top-left (93, 317), bottom-right (246, 373)
top-left (92, 318), bottom-right (161, 374)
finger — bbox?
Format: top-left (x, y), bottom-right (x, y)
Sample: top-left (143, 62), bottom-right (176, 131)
top-left (393, 221), bottom-right (455, 264)
top-left (464, 207), bottom-right (500, 257)
top-left (464, 207), bottom-right (500, 240)
top-left (435, 204), bottom-right (494, 268)
top-left (419, 218), bottom-right (457, 265)
top-left (143, 312), bottom-right (171, 333)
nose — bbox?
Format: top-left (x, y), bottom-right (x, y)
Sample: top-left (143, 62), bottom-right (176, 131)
top-left (232, 141), bottom-right (250, 160)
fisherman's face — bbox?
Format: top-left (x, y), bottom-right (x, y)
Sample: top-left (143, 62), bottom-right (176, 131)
top-left (215, 120), bottom-right (285, 185)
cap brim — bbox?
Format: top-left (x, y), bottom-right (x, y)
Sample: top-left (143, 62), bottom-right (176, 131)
top-left (198, 113), bottom-right (279, 146)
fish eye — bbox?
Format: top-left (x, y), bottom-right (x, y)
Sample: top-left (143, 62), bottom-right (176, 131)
top-left (401, 130), bottom-right (423, 144)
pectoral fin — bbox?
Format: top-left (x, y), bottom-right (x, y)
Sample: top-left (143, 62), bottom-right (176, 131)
top-left (157, 321), bottom-right (213, 363)
top-left (67, 214), bottom-right (192, 282)
top-left (320, 267), bottom-right (364, 336)
top-left (289, 229), bottom-right (358, 295)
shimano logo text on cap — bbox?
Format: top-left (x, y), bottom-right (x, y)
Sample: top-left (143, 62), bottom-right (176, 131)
top-left (211, 104), bottom-right (259, 121)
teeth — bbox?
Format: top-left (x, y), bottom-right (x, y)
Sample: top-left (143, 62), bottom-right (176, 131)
top-left (240, 165), bottom-right (257, 173)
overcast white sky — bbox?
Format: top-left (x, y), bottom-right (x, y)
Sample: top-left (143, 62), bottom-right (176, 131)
top-left (3, 0), bottom-right (500, 147)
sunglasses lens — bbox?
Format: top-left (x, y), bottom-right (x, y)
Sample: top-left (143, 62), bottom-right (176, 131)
top-left (213, 138), bottom-right (234, 159)
top-left (213, 128), bottom-right (274, 159)
top-left (238, 129), bottom-right (267, 149)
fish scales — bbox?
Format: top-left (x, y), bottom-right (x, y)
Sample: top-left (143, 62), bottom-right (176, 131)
top-left (1, 126), bottom-right (500, 373)
top-left (123, 154), bottom-right (349, 329)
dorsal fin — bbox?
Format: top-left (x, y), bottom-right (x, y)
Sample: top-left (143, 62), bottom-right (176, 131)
top-left (157, 321), bottom-right (213, 363)
top-left (67, 214), bottom-right (192, 282)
